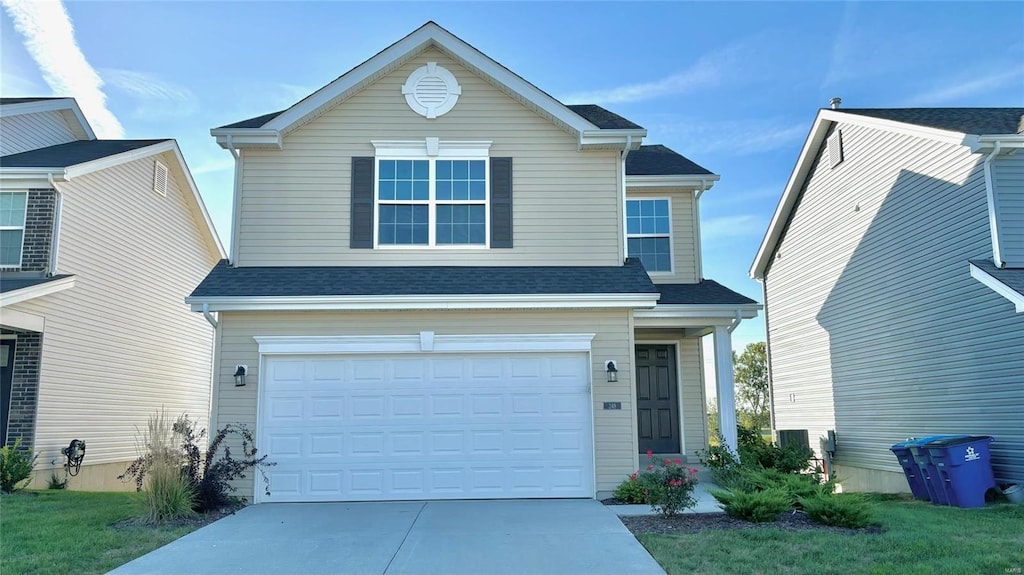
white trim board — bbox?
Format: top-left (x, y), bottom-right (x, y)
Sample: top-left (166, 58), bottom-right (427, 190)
top-left (189, 293), bottom-right (661, 312)
top-left (626, 175), bottom-right (719, 190)
top-left (0, 98), bottom-right (96, 141)
top-left (970, 262), bottom-right (1024, 313)
top-left (0, 276), bottom-right (76, 307)
top-left (254, 333), bottom-right (596, 355)
top-left (0, 307), bottom-right (45, 332)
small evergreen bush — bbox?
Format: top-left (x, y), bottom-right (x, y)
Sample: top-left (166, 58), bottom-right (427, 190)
top-left (613, 472), bottom-right (648, 504)
top-left (711, 488), bottom-right (792, 522)
top-left (0, 438), bottom-right (37, 493)
top-left (799, 493), bottom-right (877, 528)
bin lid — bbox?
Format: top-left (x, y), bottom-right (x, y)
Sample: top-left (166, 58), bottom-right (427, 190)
top-left (923, 435), bottom-right (993, 448)
top-left (893, 435), bottom-right (964, 449)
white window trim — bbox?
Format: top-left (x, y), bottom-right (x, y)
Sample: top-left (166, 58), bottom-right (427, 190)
top-left (0, 191), bottom-right (28, 269)
top-left (371, 139), bottom-right (492, 250)
top-left (626, 196), bottom-right (674, 274)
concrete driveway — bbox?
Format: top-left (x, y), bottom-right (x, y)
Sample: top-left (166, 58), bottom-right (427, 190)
top-left (107, 499), bottom-right (665, 575)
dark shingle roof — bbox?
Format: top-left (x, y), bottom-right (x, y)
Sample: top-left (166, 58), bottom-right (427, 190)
top-left (839, 108), bottom-right (1024, 136)
top-left (971, 259), bottom-right (1024, 299)
top-left (190, 259), bottom-right (657, 298)
top-left (566, 104), bottom-right (643, 130)
top-left (657, 281), bottom-right (758, 305)
top-left (0, 97), bottom-right (65, 105)
top-left (0, 274), bottom-right (74, 294)
top-left (0, 140), bottom-right (169, 167)
top-left (626, 145), bottom-right (714, 176)
top-left (215, 110), bottom-right (287, 130)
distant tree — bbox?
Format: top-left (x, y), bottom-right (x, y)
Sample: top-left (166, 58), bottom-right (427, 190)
top-left (706, 398), bottom-right (719, 443)
top-left (734, 342), bottom-right (770, 430)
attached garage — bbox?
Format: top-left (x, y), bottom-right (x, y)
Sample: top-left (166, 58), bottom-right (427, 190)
top-left (256, 334), bottom-right (595, 502)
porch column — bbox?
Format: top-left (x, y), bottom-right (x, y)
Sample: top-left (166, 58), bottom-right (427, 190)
top-left (713, 325), bottom-right (738, 456)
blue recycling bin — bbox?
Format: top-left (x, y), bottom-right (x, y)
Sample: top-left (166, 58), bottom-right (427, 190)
top-left (909, 435), bottom-right (969, 504)
top-left (924, 436), bottom-right (997, 508)
top-left (890, 439), bottom-right (931, 500)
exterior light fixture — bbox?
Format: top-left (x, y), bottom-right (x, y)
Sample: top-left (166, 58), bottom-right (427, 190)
top-left (233, 365), bottom-right (247, 387)
top-left (606, 360), bottom-right (618, 383)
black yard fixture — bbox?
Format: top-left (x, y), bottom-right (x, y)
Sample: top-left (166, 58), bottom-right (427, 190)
top-left (606, 360), bottom-right (618, 383)
top-left (234, 365), bottom-right (247, 387)
top-left (61, 439), bottom-right (86, 477)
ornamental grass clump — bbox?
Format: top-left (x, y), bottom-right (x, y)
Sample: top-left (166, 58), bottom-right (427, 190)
top-left (639, 451), bottom-right (699, 517)
top-left (137, 410), bottom-right (195, 523)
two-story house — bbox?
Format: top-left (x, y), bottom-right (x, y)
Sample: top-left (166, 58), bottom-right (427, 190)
top-left (0, 97), bottom-right (224, 489)
top-left (750, 107), bottom-right (1024, 492)
top-left (187, 22), bottom-right (759, 502)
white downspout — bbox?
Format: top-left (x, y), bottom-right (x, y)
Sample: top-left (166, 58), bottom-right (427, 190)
top-left (621, 135), bottom-right (633, 262)
top-left (201, 302), bottom-right (218, 329)
top-left (694, 178), bottom-right (708, 280)
top-left (982, 141), bottom-right (1005, 268)
top-left (46, 173), bottom-right (65, 275)
top-left (727, 310), bottom-right (743, 333)
top-left (225, 135), bottom-right (241, 265)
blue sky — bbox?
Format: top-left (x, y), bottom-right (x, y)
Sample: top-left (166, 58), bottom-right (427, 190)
top-left (2, 1), bottom-right (1023, 354)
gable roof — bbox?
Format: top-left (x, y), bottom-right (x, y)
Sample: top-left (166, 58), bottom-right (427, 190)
top-left (970, 259), bottom-right (1024, 313)
top-left (0, 274), bottom-right (76, 307)
top-left (750, 107), bottom-right (1024, 279)
top-left (566, 105), bottom-right (643, 130)
top-left (211, 22), bottom-right (645, 149)
top-left (657, 281), bottom-right (757, 305)
top-left (0, 97), bottom-right (96, 141)
top-left (189, 258), bottom-right (657, 299)
top-left (626, 145), bottom-right (713, 176)
top-left (1, 139), bottom-right (169, 168)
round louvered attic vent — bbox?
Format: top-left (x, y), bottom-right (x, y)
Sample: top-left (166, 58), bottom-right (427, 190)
top-left (402, 62), bottom-right (461, 119)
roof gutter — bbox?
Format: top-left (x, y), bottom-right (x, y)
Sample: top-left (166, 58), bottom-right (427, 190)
top-left (186, 292), bottom-right (661, 312)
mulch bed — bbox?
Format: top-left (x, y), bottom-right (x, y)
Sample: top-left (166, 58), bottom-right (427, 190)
top-left (617, 509), bottom-right (884, 536)
top-left (112, 502), bottom-right (244, 531)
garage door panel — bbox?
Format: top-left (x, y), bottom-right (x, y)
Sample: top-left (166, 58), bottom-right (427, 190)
top-left (260, 352), bottom-right (593, 502)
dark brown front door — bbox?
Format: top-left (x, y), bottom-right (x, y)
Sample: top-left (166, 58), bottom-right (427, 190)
top-left (636, 344), bottom-right (679, 454)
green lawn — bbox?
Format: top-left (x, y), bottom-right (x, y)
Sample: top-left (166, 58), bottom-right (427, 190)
top-left (639, 496), bottom-right (1024, 575)
top-left (0, 491), bottom-right (199, 575)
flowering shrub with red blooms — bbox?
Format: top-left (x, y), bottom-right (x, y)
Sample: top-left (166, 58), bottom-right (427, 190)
top-left (639, 452), bottom-right (699, 517)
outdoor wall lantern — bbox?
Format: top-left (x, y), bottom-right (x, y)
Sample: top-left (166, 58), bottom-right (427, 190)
top-left (233, 365), bottom-right (248, 387)
top-left (606, 360), bottom-right (618, 382)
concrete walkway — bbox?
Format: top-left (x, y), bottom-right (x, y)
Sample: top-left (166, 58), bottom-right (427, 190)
top-left (613, 483), bottom-right (723, 516)
top-left (107, 499), bottom-right (666, 575)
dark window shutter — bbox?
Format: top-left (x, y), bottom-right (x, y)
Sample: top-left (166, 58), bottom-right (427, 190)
top-left (350, 157), bottom-right (374, 249)
top-left (490, 157), bottom-right (513, 248)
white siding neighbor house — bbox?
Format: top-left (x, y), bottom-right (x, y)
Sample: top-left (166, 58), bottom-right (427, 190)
top-left (188, 22), bottom-right (760, 502)
top-left (0, 97), bottom-right (224, 490)
top-left (751, 106), bottom-right (1024, 492)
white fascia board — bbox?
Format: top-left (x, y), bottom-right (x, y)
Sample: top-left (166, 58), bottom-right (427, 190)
top-left (635, 304), bottom-right (761, 319)
top-left (211, 131), bottom-right (282, 150)
top-left (0, 276), bottom-right (76, 307)
top-left (0, 98), bottom-right (96, 140)
top-left (969, 262), bottom-right (1024, 313)
top-left (969, 135), bottom-right (1024, 153)
top-left (626, 174), bottom-right (721, 190)
top-left (579, 130), bottom-right (647, 150)
top-left (188, 293), bottom-right (660, 312)
top-left (0, 169), bottom-right (67, 185)
top-left (818, 109), bottom-right (971, 147)
top-left (260, 23), bottom-right (599, 138)
top-left (0, 307), bottom-right (45, 332)
top-left (63, 140), bottom-right (178, 179)
top-left (254, 333), bottom-right (596, 355)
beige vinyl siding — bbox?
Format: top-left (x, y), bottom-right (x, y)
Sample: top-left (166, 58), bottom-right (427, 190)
top-left (0, 110), bottom-right (78, 156)
top-left (992, 153), bottom-right (1024, 267)
top-left (10, 153), bottom-right (219, 469)
top-left (236, 47), bottom-right (621, 267)
top-left (626, 188), bottom-right (699, 283)
top-left (214, 309), bottom-right (636, 496)
top-left (765, 122), bottom-right (1024, 487)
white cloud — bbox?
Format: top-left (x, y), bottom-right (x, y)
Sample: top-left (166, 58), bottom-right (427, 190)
top-left (1, 0), bottom-right (124, 138)
top-left (190, 155), bottom-right (234, 176)
top-left (101, 68), bottom-right (197, 118)
top-left (701, 214), bottom-right (763, 241)
top-left (653, 119), bottom-right (806, 157)
top-left (908, 66), bottom-right (1024, 106)
top-left (560, 44), bottom-right (744, 105)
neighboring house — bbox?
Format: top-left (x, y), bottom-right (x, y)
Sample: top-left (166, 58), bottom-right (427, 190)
top-left (751, 106), bottom-right (1024, 492)
top-left (0, 97), bottom-right (224, 490)
top-left (187, 22), bottom-right (759, 503)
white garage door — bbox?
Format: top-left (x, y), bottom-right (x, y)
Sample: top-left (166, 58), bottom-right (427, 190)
top-left (259, 352), bottom-right (594, 502)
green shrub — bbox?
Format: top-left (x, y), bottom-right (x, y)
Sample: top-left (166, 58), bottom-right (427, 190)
top-left (736, 426), bottom-right (815, 474)
top-left (640, 453), bottom-right (700, 517)
top-left (0, 438), bottom-right (38, 493)
top-left (711, 488), bottom-right (792, 522)
top-left (799, 493), bottom-right (877, 529)
top-left (146, 456), bottom-right (195, 523)
top-left (733, 467), bottom-right (834, 506)
top-left (613, 472), bottom-right (648, 504)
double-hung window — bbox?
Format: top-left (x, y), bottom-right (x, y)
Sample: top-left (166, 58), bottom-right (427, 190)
top-left (626, 198), bottom-right (672, 273)
top-left (373, 140), bottom-right (490, 247)
top-left (0, 192), bottom-right (27, 268)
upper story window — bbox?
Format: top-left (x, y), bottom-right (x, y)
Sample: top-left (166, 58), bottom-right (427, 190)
top-left (0, 191), bottom-right (27, 267)
top-left (626, 198), bottom-right (672, 273)
top-left (373, 140), bottom-right (490, 248)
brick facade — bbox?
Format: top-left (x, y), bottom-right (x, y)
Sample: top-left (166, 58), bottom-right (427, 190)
top-left (1, 329), bottom-right (41, 449)
top-left (18, 189), bottom-right (56, 273)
